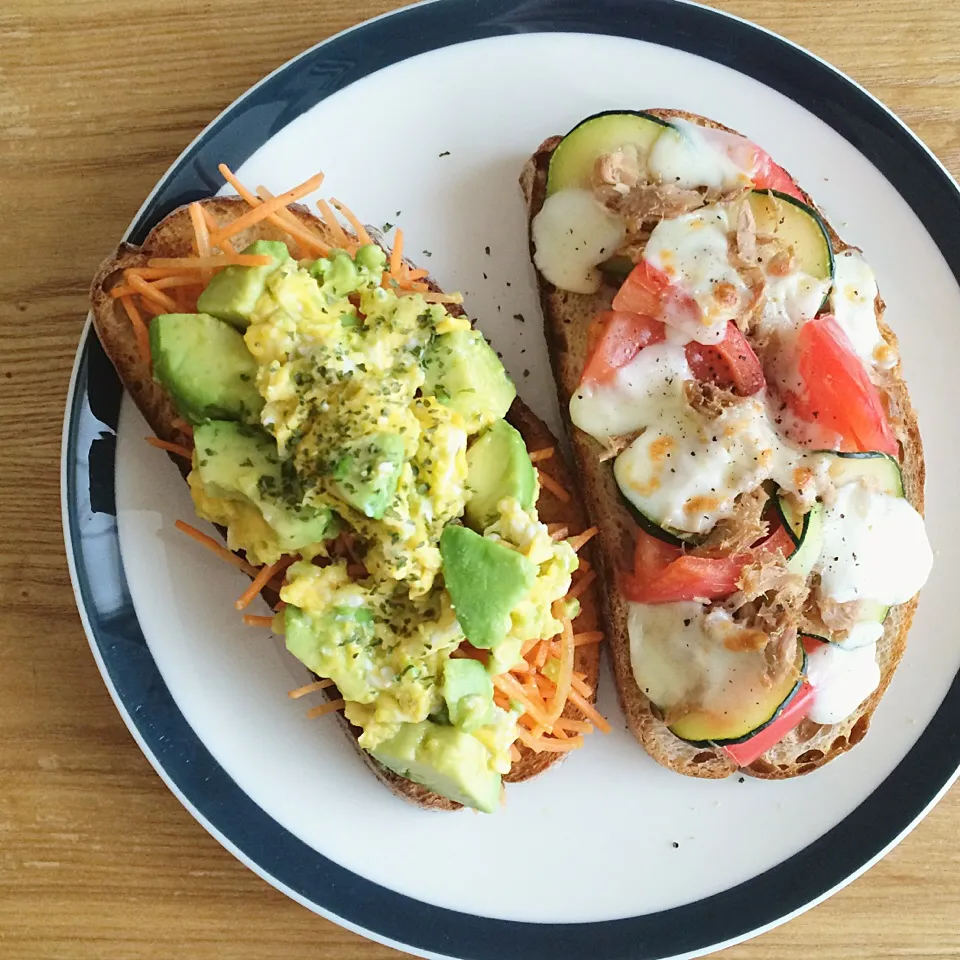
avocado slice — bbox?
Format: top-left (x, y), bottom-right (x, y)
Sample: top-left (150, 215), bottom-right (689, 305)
top-left (442, 657), bottom-right (495, 732)
top-left (195, 421), bottom-right (335, 551)
top-left (196, 240), bottom-right (290, 329)
top-left (151, 312), bottom-right (263, 424)
top-left (422, 330), bottom-right (516, 434)
top-left (371, 719), bottom-right (502, 813)
top-left (330, 432), bottom-right (405, 519)
top-left (439, 525), bottom-right (536, 649)
top-left (464, 420), bottom-right (536, 532)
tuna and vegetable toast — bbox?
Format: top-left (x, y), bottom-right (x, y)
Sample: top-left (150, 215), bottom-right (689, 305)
top-left (522, 109), bottom-right (930, 779)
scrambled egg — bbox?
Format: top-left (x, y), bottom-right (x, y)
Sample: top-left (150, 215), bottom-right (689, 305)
top-left (244, 252), bottom-right (469, 595)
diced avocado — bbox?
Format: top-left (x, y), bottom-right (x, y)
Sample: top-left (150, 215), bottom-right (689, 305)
top-left (284, 603), bottom-right (374, 700)
top-left (464, 420), bottom-right (536, 532)
top-left (422, 330), bottom-right (516, 434)
top-left (151, 312), bottom-right (263, 424)
top-left (442, 658), bottom-right (495, 732)
top-left (439, 525), bottom-right (536, 649)
top-left (330, 432), bottom-right (405, 519)
top-left (196, 240), bottom-right (290, 328)
top-left (308, 245), bottom-right (386, 298)
top-left (195, 421), bottom-right (335, 551)
top-left (370, 719), bottom-right (502, 813)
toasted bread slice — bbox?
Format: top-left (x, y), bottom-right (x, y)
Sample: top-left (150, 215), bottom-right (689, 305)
top-left (90, 198), bottom-right (601, 809)
top-left (521, 109), bottom-right (924, 779)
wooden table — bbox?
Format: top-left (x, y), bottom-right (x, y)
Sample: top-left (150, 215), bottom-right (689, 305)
top-left (2, 0), bottom-right (959, 956)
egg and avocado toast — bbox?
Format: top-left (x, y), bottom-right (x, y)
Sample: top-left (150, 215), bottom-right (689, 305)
top-left (89, 168), bottom-right (605, 813)
top-left (521, 110), bottom-right (931, 779)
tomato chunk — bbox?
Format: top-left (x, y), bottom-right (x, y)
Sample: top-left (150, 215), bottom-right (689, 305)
top-left (611, 260), bottom-right (672, 315)
top-left (785, 314), bottom-right (897, 455)
top-left (620, 522), bottom-right (795, 605)
top-left (581, 311), bottom-right (665, 385)
top-left (685, 322), bottom-right (765, 396)
top-left (721, 682), bottom-right (815, 767)
top-left (750, 147), bottom-right (805, 201)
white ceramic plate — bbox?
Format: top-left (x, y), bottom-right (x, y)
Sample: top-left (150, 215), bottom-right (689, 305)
top-left (63, 2), bottom-right (960, 957)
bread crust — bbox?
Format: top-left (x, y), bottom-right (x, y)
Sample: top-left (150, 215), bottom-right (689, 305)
top-left (90, 199), bottom-right (601, 809)
top-left (520, 109), bottom-right (925, 779)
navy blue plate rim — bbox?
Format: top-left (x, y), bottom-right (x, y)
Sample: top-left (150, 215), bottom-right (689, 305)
top-left (63, 2), bottom-right (960, 958)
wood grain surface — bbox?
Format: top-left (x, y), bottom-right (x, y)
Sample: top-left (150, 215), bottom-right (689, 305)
top-left (1, 0), bottom-right (959, 957)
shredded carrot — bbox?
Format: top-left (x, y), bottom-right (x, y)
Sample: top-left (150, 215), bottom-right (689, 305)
top-left (553, 718), bottom-right (594, 734)
top-left (124, 266), bottom-right (199, 280)
top-left (125, 273), bottom-right (178, 312)
top-left (288, 679), bottom-right (335, 699)
top-left (200, 207), bottom-right (237, 255)
top-left (515, 727), bottom-right (583, 753)
top-left (389, 228), bottom-right (404, 276)
top-left (145, 436), bottom-right (193, 460)
top-left (171, 418), bottom-right (194, 438)
top-left (212, 171), bottom-right (326, 245)
top-left (567, 569), bottom-right (597, 601)
top-left (567, 686), bottom-right (611, 734)
top-left (567, 527), bottom-right (598, 553)
top-left (528, 447), bottom-right (555, 463)
top-left (401, 268), bottom-right (429, 282)
top-left (315, 197), bottom-right (350, 248)
top-left (577, 556), bottom-right (591, 573)
top-left (189, 201), bottom-right (213, 282)
top-left (493, 673), bottom-right (551, 727)
top-left (395, 280), bottom-right (430, 293)
top-left (330, 198), bottom-right (372, 245)
top-left (242, 614), bottom-right (275, 627)
top-left (217, 163), bottom-right (327, 255)
top-left (110, 275), bottom-right (205, 299)
top-left (549, 526), bottom-right (569, 542)
top-left (534, 640), bottom-right (551, 670)
top-left (174, 519), bottom-right (259, 578)
top-left (120, 296), bottom-right (150, 365)
top-left (573, 631), bottom-right (604, 647)
top-left (509, 745), bottom-right (521, 763)
top-left (306, 698), bottom-right (346, 719)
top-left (147, 253), bottom-right (274, 269)
top-left (509, 659), bottom-right (530, 673)
top-left (235, 556), bottom-right (294, 611)
top-left (545, 618), bottom-right (575, 725)
top-left (520, 636), bottom-right (540, 658)
top-left (537, 470), bottom-right (570, 503)
top-left (570, 674), bottom-right (593, 698)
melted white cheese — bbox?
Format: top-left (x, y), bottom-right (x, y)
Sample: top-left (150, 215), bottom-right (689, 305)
top-left (628, 602), bottom-right (771, 713)
top-left (569, 341), bottom-right (690, 440)
top-left (830, 250), bottom-right (896, 369)
top-left (647, 119), bottom-right (751, 192)
top-left (837, 619), bottom-right (885, 650)
top-left (615, 397), bottom-right (781, 533)
top-left (531, 187), bottom-right (625, 294)
top-left (816, 482), bottom-right (933, 606)
top-left (805, 641), bottom-right (880, 724)
top-left (761, 271), bottom-right (832, 334)
top-left (643, 205), bottom-right (751, 344)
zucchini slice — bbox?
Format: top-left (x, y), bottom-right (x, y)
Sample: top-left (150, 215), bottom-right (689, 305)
top-left (618, 490), bottom-right (706, 549)
top-left (747, 189), bottom-right (834, 283)
top-left (825, 451), bottom-right (904, 497)
top-left (774, 496), bottom-right (825, 579)
top-left (669, 643), bottom-right (807, 746)
top-left (547, 110), bottom-right (671, 196)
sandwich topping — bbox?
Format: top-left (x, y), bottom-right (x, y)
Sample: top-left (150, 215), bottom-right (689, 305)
top-left (114, 169), bottom-right (608, 812)
top-left (532, 111), bottom-right (933, 764)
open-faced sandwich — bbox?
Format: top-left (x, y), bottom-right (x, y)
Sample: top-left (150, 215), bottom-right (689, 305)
top-left (522, 109), bottom-right (932, 778)
top-left (89, 167), bottom-right (607, 812)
